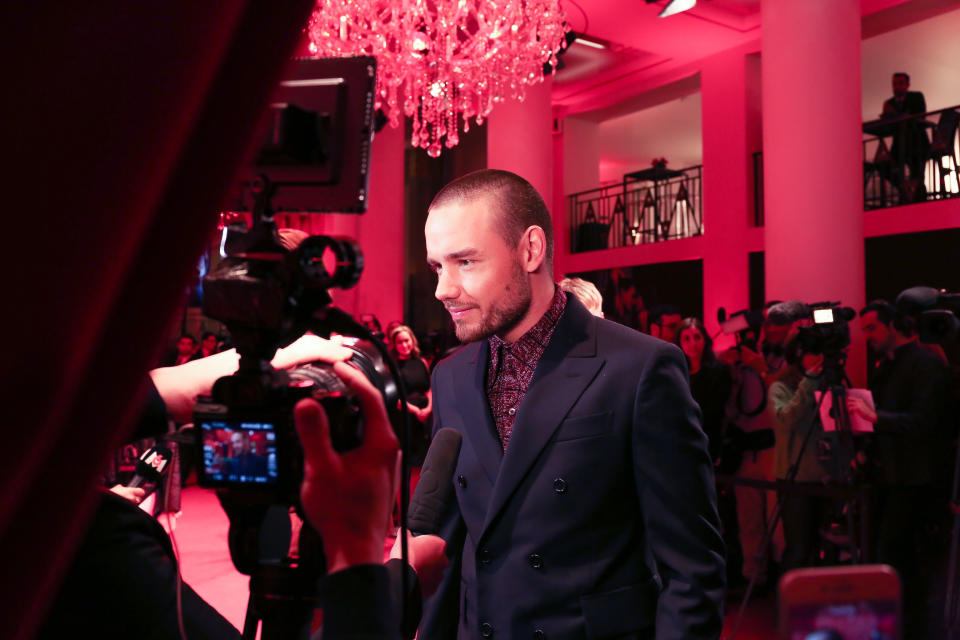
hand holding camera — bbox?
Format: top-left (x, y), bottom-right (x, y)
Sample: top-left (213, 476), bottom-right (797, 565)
top-left (296, 361), bottom-right (400, 573)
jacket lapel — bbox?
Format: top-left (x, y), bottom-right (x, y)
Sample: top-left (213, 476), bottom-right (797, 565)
top-left (479, 298), bottom-right (605, 541)
top-left (451, 340), bottom-right (503, 486)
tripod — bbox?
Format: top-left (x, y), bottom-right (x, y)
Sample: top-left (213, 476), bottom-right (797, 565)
top-left (726, 361), bottom-right (867, 639)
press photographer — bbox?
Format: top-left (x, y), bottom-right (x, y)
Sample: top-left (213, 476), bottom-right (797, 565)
top-left (40, 335), bottom-right (446, 640)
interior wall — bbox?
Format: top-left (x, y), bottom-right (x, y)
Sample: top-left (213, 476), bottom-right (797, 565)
top-left (861, 5), bottom-right (960, 119)
top-left (597, 91), bottom-right (703, 183)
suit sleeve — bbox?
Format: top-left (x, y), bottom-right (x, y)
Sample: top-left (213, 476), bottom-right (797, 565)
top-left (418, 367), bottom-right (467, 640)
top-left (875, 355), bottom-right (950, 438)
top-left (631, 344), bottom-right (726, 640)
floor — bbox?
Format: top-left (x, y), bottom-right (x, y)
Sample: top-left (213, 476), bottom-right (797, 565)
top-left (172, 485), bottom-right (777, 639)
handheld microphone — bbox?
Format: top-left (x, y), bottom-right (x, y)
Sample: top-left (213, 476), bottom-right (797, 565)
top-left (127, 444), bottom-right (173, 489)
top-left (408, 428), bottom-right (462, 535)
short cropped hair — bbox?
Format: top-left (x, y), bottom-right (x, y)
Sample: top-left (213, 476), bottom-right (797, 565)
top-left (860, 299), bottom-right (915, 336)
top-left (859, 299), bottom-right (896, 325)
top-left (429, 169), bottom-right (554, 261)
top-left (560, 277), bottom-right (603, 317)
top-left (893, 72), bottom-right (910, 83)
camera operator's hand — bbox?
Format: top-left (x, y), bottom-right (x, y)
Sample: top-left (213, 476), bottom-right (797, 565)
top-left (390, 532), bottom-right (448, 598)
top-left (846, 396), bottom-right (878, 424)
top-left (108, 485), bottom-right (146, 504)
top-left (151, 332), bottom-right (353, 422)
top-left (296, 361), bottom-right (400, 574)
top-left (802, 353), bottom-right (824, 377)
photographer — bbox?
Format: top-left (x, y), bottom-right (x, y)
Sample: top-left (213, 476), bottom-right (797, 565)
top-left (41, 336), bottom-right (443, 640)
top-left (769, 336), bottom-right (831, 572)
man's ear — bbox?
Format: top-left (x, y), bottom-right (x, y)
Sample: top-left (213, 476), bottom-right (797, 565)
top-left (519, 225), bottom-right (547, 272)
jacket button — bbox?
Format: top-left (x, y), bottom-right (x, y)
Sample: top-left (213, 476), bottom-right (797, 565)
top-left (553, 478), bottom-right (568, 494)
top-left (507, 407), bottom-right (516, 416)
top-left (528, 553), bottom-right (543, 569)
top-left (480, 622), bottom-right (494, 638)
top-left (533, 630), bottom-right (546, 640)
top-left (479, 548), bottom-right (492, 565)
top-left (457, 474), bottom-right (467, 488)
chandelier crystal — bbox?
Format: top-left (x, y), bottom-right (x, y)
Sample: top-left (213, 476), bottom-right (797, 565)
top-left (307, 0), bottom-right (568, 157)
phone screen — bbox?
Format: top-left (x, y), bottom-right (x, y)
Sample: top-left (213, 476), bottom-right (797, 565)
top-left (200, 419), bottom-right (278, 485)
top-left (786, 600), bottom-right (898, 640)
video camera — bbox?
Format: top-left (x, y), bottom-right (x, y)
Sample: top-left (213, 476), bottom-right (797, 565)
top-left (794, 303), bottom-right (856, 384)
top-left (191, 56), bottom-right (402, 508)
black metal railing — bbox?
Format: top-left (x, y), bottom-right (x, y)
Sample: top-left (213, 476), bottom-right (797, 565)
top-left (753, 104), bottom-right (960, 221)
top-left (568, 165), bottom-right (702, 254)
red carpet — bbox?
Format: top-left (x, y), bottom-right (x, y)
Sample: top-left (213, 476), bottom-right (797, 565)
top-left (171, 485), bottom-right (775, 639)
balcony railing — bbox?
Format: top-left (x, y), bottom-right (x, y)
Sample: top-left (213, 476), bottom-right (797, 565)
top-left (568, 165), bottom-right (702, 254)
top-left (754, 104), bottom-right (960, 221)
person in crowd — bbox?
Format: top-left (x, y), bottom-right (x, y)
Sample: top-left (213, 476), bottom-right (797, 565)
top-left (769, 335), bottom-right (830, 572)
top-left (609, 275), bottom-right (645, 330)
top-left (361, 313), bottom-right (387, 344)
top-left (880, 72), bottom-right (929, 198)
top-left (191, 330), bottom-right (220, 360)
top-left (675, 317), bottom-right (742, 591)
top-left (761, 300), bottom-right (810, 377)
top-left (389, 325), bottom-right (433, 426)
top-left (42, 334), bottom-right (448, 640)
top-left (388, 324), bottom-right (433, 501)
top-left (849, 300), bottom-right (953, 635)
top-left (675, 318), bottom-right (732, 461)
top-left (559, 276), bottom-right (604, 318)
top-left (163, 333), bottom-right (198, 367)
top-left (721, 336), bottom-right (782, 592)
top-left (421, 169), bottom-right (725, 639)
top-left (649, 304), bottom-right (683, 343)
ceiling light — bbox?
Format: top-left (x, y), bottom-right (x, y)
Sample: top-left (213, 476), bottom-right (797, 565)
top-left (646, 0), bottom-right (697, 18)
top-left (574, 37), bottom-right (606, 50)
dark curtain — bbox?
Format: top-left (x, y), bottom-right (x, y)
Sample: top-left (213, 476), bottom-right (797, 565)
top-left (0, 2), bottom-right (315, 637)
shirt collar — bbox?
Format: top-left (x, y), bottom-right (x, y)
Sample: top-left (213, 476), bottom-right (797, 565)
top-left (488, 286), bottom-right (567, 366)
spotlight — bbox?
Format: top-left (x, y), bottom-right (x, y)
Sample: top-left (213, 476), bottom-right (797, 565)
top-left (646, 0), bottom-right (697, 18)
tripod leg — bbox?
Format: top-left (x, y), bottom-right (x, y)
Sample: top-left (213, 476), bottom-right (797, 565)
top-left (242, 590), bottom-right (259, 640)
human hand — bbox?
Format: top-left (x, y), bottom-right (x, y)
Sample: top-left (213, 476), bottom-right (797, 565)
top-left (296, 361), bottom-right (400, 574)
top-left (272, 333), bottom-right (353, 370)
top-left (109, 485), bottom-right (146, 504)
top-left (390, 532), bottom-right (448, 598)
top-left (846, 396), bottom-right (877, 423)
top-left (802, 353), bottom-right (824, 377)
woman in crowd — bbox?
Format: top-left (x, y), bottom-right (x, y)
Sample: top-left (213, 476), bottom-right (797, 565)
top-left (675, 318), bottom-right (732, 461)
top-left (388, 325), bottom-right (433, 469)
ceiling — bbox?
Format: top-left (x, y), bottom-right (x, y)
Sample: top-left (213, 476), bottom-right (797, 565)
top-left (555, 0), bottom-right (960, 184)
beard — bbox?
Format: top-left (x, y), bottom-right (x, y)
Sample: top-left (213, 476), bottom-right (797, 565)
top-left (451, 259), bottom-right (532, 343)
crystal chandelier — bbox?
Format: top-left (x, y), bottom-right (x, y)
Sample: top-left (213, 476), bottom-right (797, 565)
top-left (307, 0), bottom-right (568, 157)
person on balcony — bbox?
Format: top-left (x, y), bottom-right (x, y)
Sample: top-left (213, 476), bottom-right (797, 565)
top-left (880, 72), bottom-right (929, 201)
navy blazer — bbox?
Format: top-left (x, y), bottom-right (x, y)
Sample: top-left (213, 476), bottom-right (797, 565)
top-left (420, 295), bottom-right (725, 640)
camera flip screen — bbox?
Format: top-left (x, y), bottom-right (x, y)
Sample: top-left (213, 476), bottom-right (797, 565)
top-left (200, 420), bottom-right (278, 486)
top-left (813, 308), bottom-right (835, 324)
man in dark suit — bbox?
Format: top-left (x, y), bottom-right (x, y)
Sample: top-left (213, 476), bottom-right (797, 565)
top-left (881, 72), bottom-right (930, 199)
top-left (421, 169), bottom-right (725, 639)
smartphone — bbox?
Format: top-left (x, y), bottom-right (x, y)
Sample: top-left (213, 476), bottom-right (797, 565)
top-left (779, 565), bottom-right (901, 640)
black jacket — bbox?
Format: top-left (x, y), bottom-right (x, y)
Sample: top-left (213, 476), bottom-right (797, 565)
top-left (870, 341), bottom-right (952, 486)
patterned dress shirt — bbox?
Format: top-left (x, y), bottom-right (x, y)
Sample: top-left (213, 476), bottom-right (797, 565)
top-left (486, 287), bottom-right (567, 451)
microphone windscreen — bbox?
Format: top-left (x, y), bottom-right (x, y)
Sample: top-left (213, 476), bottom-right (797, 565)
top-left (134, 444), bottom-right (173, 483)
top-left (408, 428), bottom-right (462, 535)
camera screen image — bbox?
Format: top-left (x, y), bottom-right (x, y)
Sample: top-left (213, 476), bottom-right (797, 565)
top-left (200, 420), bottom-right (278, 485)
top-left (788, 600), bottom-right (898, 640)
